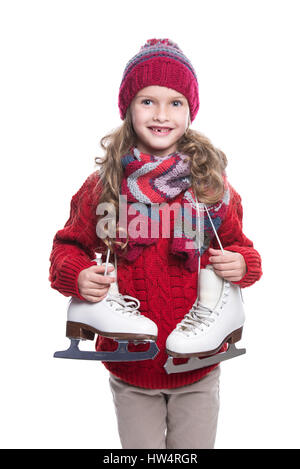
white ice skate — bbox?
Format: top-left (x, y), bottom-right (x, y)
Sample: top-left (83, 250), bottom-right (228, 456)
top-left (164, 203), bottom-right (246, 374)
top-left (54, 249), bottom-right (159, 362)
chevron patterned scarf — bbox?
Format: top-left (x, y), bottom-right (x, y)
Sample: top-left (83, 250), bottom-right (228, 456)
top-left (114, 146), bottom-right (230, 271)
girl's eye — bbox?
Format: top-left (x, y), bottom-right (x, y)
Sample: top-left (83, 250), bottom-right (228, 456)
top-left (142, 99), bottom-right (152, 105)
top-left (172, 100), bottom-right (182, 107)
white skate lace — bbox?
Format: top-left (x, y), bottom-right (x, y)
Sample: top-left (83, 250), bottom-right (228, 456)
top-left (175, 300), bottom-right (216, 335)
top-left (98, 250), bottom-right (142, 318)
top-left (176, 280), bottom-right (230, 335)
top-left (106, 292), bottom-right (142, 317)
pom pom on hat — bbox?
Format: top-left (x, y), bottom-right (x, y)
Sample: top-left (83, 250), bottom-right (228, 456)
top-left (141, 38), bottom-right (181, 50)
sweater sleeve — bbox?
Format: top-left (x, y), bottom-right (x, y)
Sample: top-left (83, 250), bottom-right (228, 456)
top-left (48, 171), bottom-right (104, 300)
top-left (214, 184), bottom-right (263, 288)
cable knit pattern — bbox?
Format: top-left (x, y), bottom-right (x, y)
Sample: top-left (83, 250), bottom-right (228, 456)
top-left (49, 171), bottom-right (262, 389)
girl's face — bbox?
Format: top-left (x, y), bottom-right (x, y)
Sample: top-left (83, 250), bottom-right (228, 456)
top-left (129, 85), bottom-right (190, 157)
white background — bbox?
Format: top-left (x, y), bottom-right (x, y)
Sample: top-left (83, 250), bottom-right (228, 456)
top-left (1, 0), bottom-right (299, 449)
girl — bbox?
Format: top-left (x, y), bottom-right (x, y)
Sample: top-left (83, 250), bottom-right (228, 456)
top-left (49, 38), bottom-right (262, 449)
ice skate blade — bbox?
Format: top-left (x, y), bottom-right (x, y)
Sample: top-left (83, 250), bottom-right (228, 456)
top-left (54, 339), bottom-right (159, 362)
top-left (163, 343), bottom-right (246, 374)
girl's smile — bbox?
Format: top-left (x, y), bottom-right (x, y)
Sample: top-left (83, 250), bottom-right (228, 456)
top-left (148, 126), bottom-right (173, 136)
top-left (130, 86), bottom-right (190, 157)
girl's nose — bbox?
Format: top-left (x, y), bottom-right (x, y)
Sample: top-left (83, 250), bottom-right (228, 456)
top-left (153, 105), bottom-right (169, 121)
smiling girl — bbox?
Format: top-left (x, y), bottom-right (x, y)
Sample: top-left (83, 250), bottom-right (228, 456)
top-left (49, 38), bottom-right (262, 449)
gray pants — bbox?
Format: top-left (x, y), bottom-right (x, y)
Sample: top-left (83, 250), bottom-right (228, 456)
top-left (109, 366), bottom-right (220, 449)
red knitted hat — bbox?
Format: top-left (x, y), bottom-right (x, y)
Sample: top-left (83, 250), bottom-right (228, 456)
top-left (118, 38), bottom-right (199, 122)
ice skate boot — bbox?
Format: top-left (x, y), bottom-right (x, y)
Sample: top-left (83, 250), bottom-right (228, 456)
top-left (164, 201), bottom-right (246, 374)
top-left (164, 266), bottom-right (246, 373)
top-left (54, 250), bottom-right (159, 361)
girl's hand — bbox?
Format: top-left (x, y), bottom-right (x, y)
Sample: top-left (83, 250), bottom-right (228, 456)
top-left (77, 264), bottom-right (116, 303)
top-left (208, 248), bottom-right (246, 282)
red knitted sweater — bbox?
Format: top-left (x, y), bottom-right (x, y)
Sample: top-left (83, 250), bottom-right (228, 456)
top-left (49, 170), bottom-right (262, 389)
